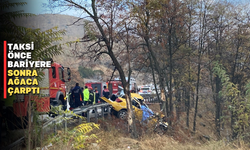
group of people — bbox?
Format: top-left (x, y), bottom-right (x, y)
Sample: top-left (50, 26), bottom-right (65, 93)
top-left (68, 83), bottom-right (110, 109)
top-left (68, 83), bottom-right (154, 124)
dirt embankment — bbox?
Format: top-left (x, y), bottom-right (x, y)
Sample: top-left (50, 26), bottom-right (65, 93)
top-left (46, 103), bottom-right (249, 150)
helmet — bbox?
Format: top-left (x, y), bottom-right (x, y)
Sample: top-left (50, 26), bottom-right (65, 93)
top-left (88, 86), bottom-right (93, 90)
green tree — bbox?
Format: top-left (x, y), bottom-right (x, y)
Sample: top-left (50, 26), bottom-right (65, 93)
top-left (1, 1), bottom-right (66, 149)
top-left (213, 62), bottom-right (250, 140)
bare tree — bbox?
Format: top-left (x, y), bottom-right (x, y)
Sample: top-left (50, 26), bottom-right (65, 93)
top-left (48, 0), bottom-right (139, 138)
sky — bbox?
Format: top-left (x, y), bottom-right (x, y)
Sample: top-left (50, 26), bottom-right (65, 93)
top-left (9, 0), bottom-right (47, 14)
top-left (9, 0), bottom-right (85, 16)
top-left (9, 0), bottom-right (249, 16)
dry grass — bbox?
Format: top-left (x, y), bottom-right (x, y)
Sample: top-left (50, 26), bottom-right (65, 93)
top-left (87, 103), bottom-right (249, 150)
top-left (45, 103), bottom-right (249, 150)
top-left (45, 116), bottom-right (249, 150)
top-left (87, 127), bottom-right (249, 150)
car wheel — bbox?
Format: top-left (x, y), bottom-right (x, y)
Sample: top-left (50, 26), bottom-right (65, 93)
top-left (118, 110), bottom-right (127, 120)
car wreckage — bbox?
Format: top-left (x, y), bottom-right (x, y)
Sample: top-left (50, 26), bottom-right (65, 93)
top-left (99, 86), bottom-right (168, 134)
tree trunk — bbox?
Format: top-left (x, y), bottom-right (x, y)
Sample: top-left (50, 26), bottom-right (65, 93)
top-left (144, 36), bottom-right (167, 116)
top-left (149, 55), bottom-right (161, 104)
top-left (125, 87), bottom-right (138, 138)
top-left (176, 89), bottom-right (181, 121)
top-left (193, 62), bottom-right (200, 132)
top-left (185, 87), bottom-right (190, 127)
top-left (215, 76), bottom-right (221, 138)
top-left (143, 8), bottom-right (167, 116)
top-left (168, 27), bottom-right (173, 125)
top-left (161, 89), bottom-right (167, 116)
top-left (89, 3), bottom-right (139, 137)
top-left (193, 0), bottom-right (206, 132)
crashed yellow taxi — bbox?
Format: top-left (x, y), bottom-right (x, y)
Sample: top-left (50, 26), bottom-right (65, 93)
top-left (100, 93), bottom-right (148, 120)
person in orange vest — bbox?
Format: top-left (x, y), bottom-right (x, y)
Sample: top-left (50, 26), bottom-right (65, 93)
top-left (103, 85), bottom-right (110, 99)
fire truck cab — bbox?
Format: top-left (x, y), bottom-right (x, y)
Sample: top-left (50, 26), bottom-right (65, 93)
top-left (13, 62), bottom-right (71, 117)
top-left (49, 62), bottom-right (70, 107)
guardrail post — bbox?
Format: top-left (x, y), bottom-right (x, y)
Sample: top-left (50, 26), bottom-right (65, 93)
top-left (101, 106), bottom-right (104, 119)
top-left (41, 122), bottom-right (44, 147)
top-left (87, 109), bottom-right (90, 122)
top-left (79, 116), bottom-right (82, 124)
top-left (95, 107), bottom-right (98, 123)
top-left (53, 120), bottom-right (57, 136)
top-left (108, 106), bottom-right (111, 119)
top-left (64, 113), bottom-right (67, 132)
top-left (41, 129), bottom-right (44, 144)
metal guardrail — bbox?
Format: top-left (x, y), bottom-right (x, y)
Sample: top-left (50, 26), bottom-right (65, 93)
top-left (3, 103), bottom-right (111, 150)
top-left (42, 103), bottom-right (111, 135)
top-left (140, 94), bottom-right (160, 104)
top-left (42, 103), bottom-right (111, 129)
top-left (2, 137), bottom-right (25, 150)
top-left (4, 95), bottom-right (160, 149)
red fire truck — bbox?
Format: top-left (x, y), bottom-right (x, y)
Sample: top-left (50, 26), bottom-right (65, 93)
top-left (107, 77), bottom-right (137, 95)
top-left (85, 80), bottom-right (123, 97)
top-left (85, 81), bottom-right (106, 97)
top-left (13, 62), bottom-right (71, 117)
top-left (107, 80), bottom-right (122, 95)
top-left (83, 77), bottom-right (137, 99)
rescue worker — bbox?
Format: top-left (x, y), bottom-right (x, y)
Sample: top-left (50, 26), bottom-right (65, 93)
top-left (80, 87), bottom-right (84, 102)
top-left (83, 86), bottom-right (89, 105)
top-left (94, 86), bottom-right (100, 104)
top-left (72, 83), bottom-right (83, 108)
top-left (89, 87), bottom-right (95, 105)
top-left (68, 87), bottom-right (74, 110)
top-left (140, 100), bottom-right (154, 125)
top-left (103, 85), bottom-right (110, 99)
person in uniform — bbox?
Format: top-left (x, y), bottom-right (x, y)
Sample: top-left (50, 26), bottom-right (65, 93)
top-left (102, 85), bottom-right (110, 99)
top-left (94, 86), bottom-right (100, 104)
top-left (83, 86), bottom-right (89, 106)
top-left (72, 83), bottom-right (83, 108)
top-left (89, 87), bottom-right (95, 105)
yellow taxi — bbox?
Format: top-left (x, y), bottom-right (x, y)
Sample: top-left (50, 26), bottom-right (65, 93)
top-left (100, 93), bottom-right (148, 120)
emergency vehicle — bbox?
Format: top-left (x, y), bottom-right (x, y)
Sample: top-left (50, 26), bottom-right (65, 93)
top-left (85, 77), bottom-right (137, 98)
top-left (13, 62), bottom-right (71, 117)
top-left (85, 81), bottom-right (106, 97)
top-left (107, 77), bottom-right (137, 95)
top-left (138, 85), bottom-right (152, 95)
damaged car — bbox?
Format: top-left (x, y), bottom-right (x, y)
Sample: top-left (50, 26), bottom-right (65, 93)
top-left (100, 86), bottom-right (147, 120)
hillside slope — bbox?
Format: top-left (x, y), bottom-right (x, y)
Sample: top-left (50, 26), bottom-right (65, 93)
top-left (14, 14), bottom-right (153, 86)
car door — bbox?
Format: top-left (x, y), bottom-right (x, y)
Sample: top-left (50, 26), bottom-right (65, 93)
top-left (132, 99), bottom-right (143, 120)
